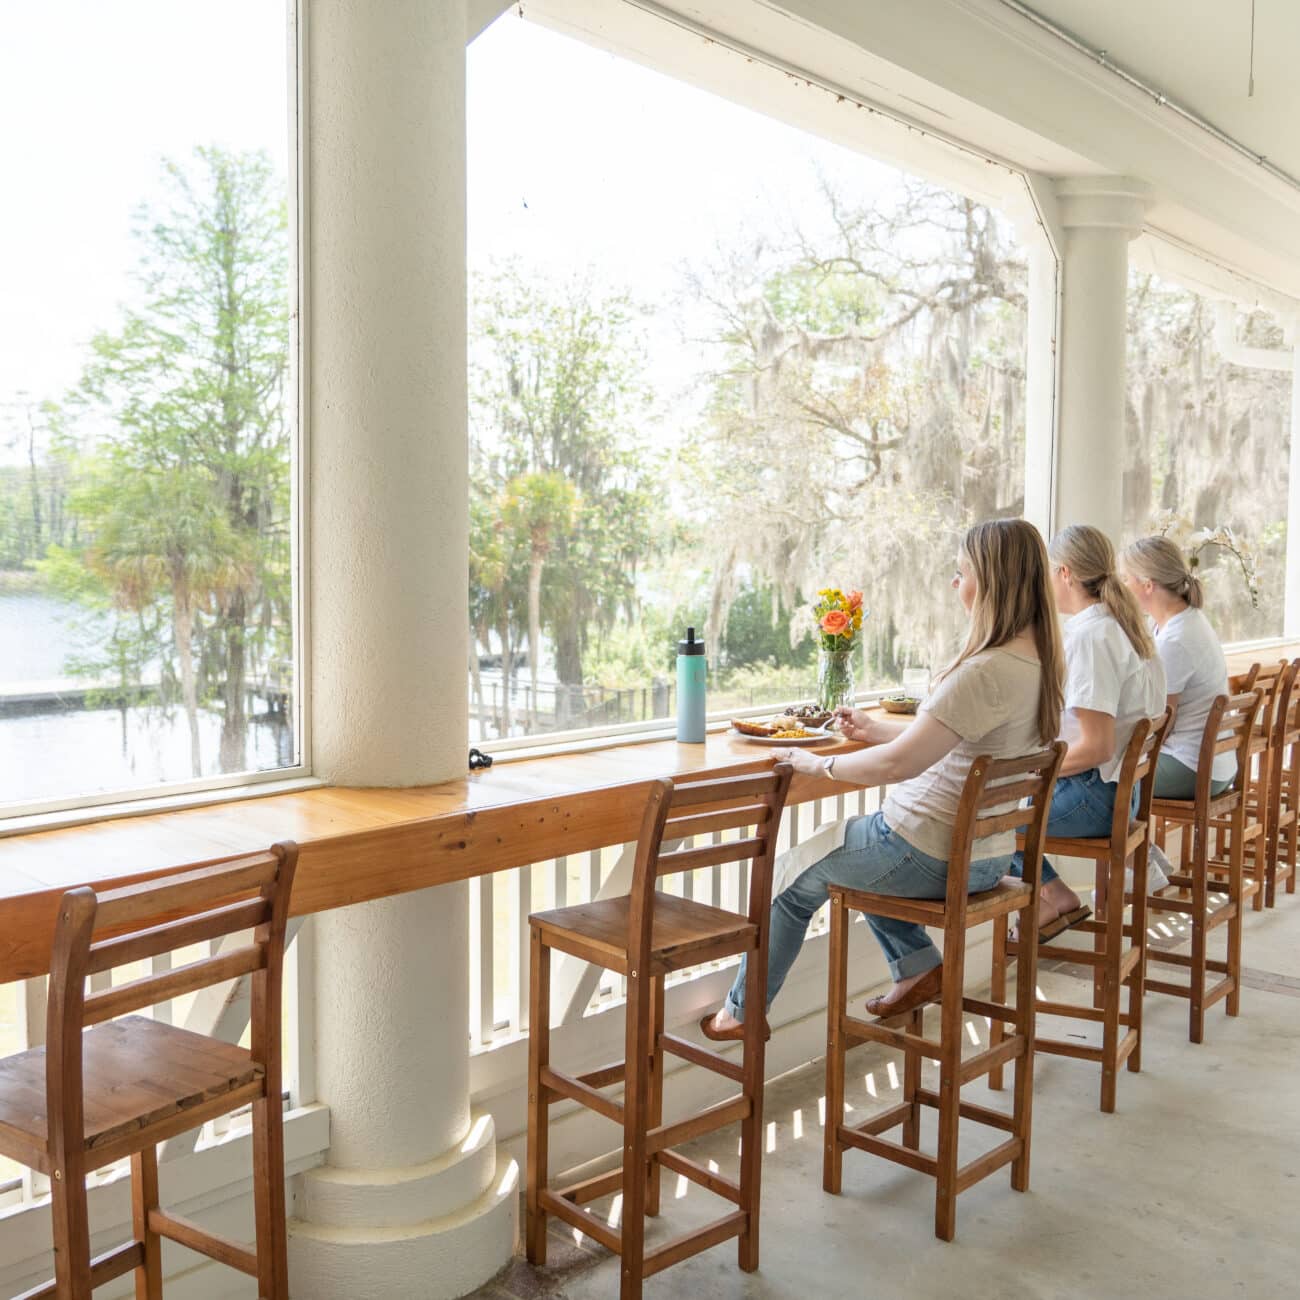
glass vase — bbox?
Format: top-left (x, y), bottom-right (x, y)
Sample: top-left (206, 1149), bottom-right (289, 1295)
top-left (817, 647), bottom-right (855, 712)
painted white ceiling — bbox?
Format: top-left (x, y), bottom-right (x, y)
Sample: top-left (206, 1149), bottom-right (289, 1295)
top-left (1023, 0), bottom-right (1300, 184)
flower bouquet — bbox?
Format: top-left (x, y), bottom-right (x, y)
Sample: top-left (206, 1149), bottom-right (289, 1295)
top-left (812, 587), bottom-right (865, 710)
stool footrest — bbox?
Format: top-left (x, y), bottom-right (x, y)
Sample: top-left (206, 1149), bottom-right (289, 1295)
top-left (960, 1035), bottom-right (1022, 1084)
top-left (837, 1123), bottom-right (938, 1176)
top-left (541, 1065), bottom-right (625, 1125)
top-left (646, 1095), bottom-right (749, 1156)
top-left (914, 1088), bottom-right (1015, 1133)
top-left (961, 995), bottom-right (1018, 1025)
top-left (539, 1189), bottom-right (622, 1254)
top-left (643, 1210), bottom-right (748, 1279)
top-left (658, 1148), bottom-right (742, 1205)
top-left (841, 1016), bottom-right (943, 1060)
top-left (955, 1137), bottom-right (1022, 1195)
top-left (1149, 950), bottom-right (1229, 974)
top-left (14, 1242), bottom-right (146, 1300)
top-left (576, 1059), bottom-right (626, 1090)
top-left (660, 1032), bottom-right (745, 1084)
top-left (1037, 1035), bottom-right (1103, 1063)
top-left (557, 1168), bottom-right (623, 1206)
top-left (150, 1209), bottom-right (257, 1277)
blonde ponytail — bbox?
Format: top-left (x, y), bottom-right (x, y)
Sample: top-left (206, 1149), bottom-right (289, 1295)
top-left (1052, 525), bottom-right (1157, 660)
top-left (1122, 535), bottom-right (1205, 609)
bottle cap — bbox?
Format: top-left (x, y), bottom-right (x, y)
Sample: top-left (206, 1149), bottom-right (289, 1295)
top-left (678, 626), bottom-right (705, 656)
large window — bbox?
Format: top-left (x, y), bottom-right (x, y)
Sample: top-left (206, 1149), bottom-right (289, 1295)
top-left (0, 2), bottom-right (299, 811)
top-left (467, 16), bottom-right (1029, 744)
top-left (1126, 270), bottom-right (1292, 642)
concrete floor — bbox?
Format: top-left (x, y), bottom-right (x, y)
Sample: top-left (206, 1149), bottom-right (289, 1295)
top-left (475, 897), bottom-right (1300, 1299)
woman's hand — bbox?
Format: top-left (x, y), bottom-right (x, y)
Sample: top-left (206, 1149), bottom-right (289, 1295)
top-left (833, 707), bottom-right (885, 743)
top-left (770, 746), bottom-right (825, 774)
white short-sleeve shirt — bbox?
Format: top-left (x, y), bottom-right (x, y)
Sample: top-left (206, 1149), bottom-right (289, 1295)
top-left (1060, 603), bottom-right (1166, 783)
top-left (882, 648), bottom-right (1046, 862)
top-left (1157, 607), bottom-right (1235, 783)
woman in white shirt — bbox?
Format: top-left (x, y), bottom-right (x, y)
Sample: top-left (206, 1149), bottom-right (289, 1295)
top-left (1121, 535), bottom-right (1234, 797)
top-left (701, 519), bottom-right (1065, 1036)
top-left (1008, 525), bottom-right (1167, 937)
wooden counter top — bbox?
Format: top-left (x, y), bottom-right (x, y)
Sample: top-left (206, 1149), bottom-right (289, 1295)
top-left (1, 638), bottom-right (1290, 983)
top-left (0, 725), bottom-right (859, 983)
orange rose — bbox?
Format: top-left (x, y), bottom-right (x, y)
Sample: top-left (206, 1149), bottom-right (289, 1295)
top-left (847, 590), bottom-right (863, 611)
top-left (820, 609), bottom-right (851, 636)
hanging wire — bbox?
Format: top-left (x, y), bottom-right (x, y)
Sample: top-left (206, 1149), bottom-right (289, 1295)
top-left (1248, 0), bottom-right (1256, 98)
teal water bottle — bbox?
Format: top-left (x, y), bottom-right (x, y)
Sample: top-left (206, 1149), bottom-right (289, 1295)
top-left (676, 626), bottom-right (707, 743)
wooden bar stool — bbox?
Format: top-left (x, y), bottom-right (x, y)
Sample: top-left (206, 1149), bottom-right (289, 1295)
top-left (0, 843), bottom-right (298, 1300)
top-left (992, 715), bottom-right (1167, 1114)
top-left (526, 764), bottom-right (793, 1300)
top-left (1255, 658), bottom-right (1300, 907)
top-left (822, 743), bottom-right (1065, 1242)
top-left (1224, 660), bottom-right (1286, 912)
top-left (1147, 691), bottom-right (1261, 1043)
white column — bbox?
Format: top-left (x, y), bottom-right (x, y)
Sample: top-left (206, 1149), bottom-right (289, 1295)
top-left (289, 2), bottom-right (516, 1296)
top-left (1052, 178), bottom-right (1151, 542)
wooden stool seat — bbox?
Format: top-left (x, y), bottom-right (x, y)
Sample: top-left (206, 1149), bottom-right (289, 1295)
top-left (531, 894), bottom-right (757, 976)
top-left (824, 743), bottom-right (1066, 1242)
top-left (0, 844), bottom-right (298, 1299)
top-left (527, 766), bottom-right (794, 1299)
top-left (836, 879), bottom-right (1032, 929)
top-left (0, 1018), bottom-right (262, 1172)
top-left (1000, 717), bottom-right (1166, 1114)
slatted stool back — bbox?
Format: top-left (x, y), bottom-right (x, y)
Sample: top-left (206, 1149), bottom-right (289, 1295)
top-left (1226, 660), bottom-right (1286, 912)
top-left (822, 743), bottom-right (1065, 1242)
top-left (0, 843), bottom-right (298, 1300)
top-left (526, 764), bottom-right (793, 1300)
top-left (1148, 691), bottom-right (1262, 1042)
top-left (1261, 659), bottom-right (1300, 906)
top-left (993, 714), bottom-right (1167, 1113)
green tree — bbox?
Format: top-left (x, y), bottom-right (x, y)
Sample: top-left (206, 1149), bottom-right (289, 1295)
top-left (55, 147), bottom-right (290, 775)
top-left (501, 470), bottom-right (579, 726)
top-left (471, 268), bottom-right (661, 730)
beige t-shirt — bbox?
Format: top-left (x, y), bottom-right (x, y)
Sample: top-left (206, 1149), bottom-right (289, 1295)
top-left (882, 648), bottom-right (1045, 862)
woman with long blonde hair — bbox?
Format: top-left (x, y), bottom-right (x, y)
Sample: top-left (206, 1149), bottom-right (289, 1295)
top-left (1121, 535), bottom-right (1234, 797)
top-left (703, 519), bottom-right (1065, 1033)
top-left (1007, 524), bottom-right (1167, 937)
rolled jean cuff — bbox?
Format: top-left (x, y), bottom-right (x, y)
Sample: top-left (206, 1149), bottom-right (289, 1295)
top-left (1039, 857), bottom-right (1059, 884)
top-left (723, 989), bottom-right (746, 1022)
top-left (890, 943), bottom-right (942, 982)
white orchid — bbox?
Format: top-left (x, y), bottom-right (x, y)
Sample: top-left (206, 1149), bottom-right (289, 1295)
top-left (1155, 512), bottom-right (1261, 608)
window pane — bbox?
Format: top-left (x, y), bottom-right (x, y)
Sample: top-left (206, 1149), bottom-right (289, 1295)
top-left (1126, 270), bottom-right (1291, 641)
top-left (0, 2), bottom-right (298, 807)
top-left (468, 16), bottom-right (1029, 743)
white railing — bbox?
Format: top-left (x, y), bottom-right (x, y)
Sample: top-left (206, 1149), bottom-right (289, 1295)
top-left (468, 784), bottom-right (886, 1050)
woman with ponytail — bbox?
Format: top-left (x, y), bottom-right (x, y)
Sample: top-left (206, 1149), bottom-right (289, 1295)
top-left (702, 519), bottom-right (1065, 1031)
top-left (1122, 535), bottom-right (1234, 798)
top-left (1008, 524), bottom-right (1167, 938)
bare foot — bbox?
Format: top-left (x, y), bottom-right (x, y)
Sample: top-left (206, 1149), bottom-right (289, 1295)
top-left (709, 1008), bottom-right (741, 1034)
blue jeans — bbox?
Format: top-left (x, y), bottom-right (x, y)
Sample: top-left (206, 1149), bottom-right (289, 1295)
top-left (1008, 768), bottom-right (1136, 885)
top-left (724, 811), bottom-right (1011, 1020)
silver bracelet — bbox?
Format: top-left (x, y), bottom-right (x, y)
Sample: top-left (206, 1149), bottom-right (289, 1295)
top-left (822, 755), bottom-right (836, 780)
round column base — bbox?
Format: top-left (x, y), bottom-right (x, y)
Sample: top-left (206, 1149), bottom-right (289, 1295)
top-left (288, 1113), bottom-right (518, 1299)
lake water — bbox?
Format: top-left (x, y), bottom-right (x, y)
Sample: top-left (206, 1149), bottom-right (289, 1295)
top-left (0, 591), bottom-right (295, 807)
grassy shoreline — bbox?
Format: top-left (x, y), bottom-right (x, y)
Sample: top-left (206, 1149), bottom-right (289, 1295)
top-left (0, 569), bottom-right (49, 594)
